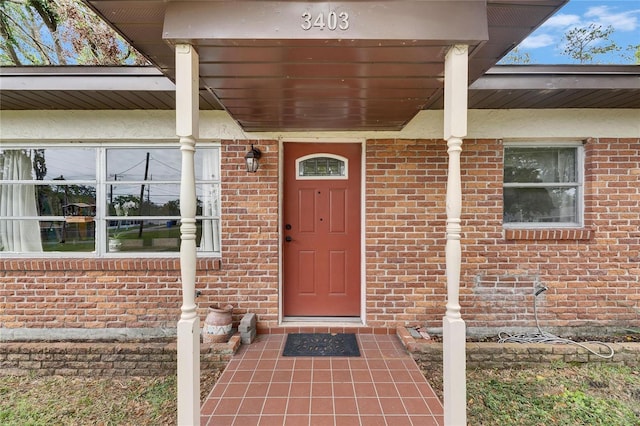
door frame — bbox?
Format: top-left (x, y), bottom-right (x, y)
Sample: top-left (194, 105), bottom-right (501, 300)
top-left (278, 138), bottom-right (366, 325)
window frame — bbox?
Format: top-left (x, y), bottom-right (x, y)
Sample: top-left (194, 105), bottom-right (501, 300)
top-left (0, 141), bottom-right (222, 258)
top-left (295, 153), bottom-right (349, 180)
top-left (503, 141), bottom-right (585, 229)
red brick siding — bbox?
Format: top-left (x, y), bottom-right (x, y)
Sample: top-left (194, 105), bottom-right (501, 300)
top-left (1, 259), bottom-right (184, 329)
top-left (0, 140), bottom-right (280, 331)
top-left (365, 139), bottom-right (449, 328)
top-left (213, 140), bottom-right (280, 327)
top-left (459, 138), bottom-right (640, 329)
top-left (1, 138), bottom-right (639, 334)
top-left (364, 138), bottom-right (640, 330)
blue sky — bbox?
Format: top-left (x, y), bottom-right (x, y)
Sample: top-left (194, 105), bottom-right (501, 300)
top-left (512, 0), bottom-right (639, 64)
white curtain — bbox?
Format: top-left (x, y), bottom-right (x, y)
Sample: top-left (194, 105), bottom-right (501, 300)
top-left (198, 150), bottom-right (220, 252)
top-left (0, 150), bottom-right (43, 252)
top-left (556, 148), bottom-right (576, 221)
top-left (556, 148), bottom-right (574, 183)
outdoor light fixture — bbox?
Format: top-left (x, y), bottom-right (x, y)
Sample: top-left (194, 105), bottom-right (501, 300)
top-left (244, 144), bottom-right (262, 173)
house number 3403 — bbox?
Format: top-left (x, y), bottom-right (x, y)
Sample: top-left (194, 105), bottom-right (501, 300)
top-left (301, 11), bottom-right (349, 31)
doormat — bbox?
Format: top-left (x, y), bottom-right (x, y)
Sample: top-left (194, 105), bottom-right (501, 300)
top-left (283, 333), bottom-right (360, 357)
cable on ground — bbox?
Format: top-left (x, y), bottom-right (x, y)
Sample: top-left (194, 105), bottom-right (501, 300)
top-left (497, 286), bottom-right (615, 359)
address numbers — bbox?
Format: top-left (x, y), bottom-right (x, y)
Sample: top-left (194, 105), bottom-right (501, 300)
top-left (301, 10), bottom-right (349, 31)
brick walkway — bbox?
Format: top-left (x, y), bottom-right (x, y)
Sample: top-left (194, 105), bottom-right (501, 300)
top-left (200, 333), bottom-right (443, 425)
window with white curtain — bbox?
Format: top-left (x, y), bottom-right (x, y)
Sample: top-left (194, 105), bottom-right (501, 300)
top-left (503, 143), bottom-right (583, 227)
top-left (0, 144), bottom-right (221, 255)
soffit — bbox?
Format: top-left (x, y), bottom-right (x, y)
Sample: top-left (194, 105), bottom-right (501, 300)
top-left (2, 65), bottom-right (639, 111)
top-left (76, 0), bottom-right (567, 131)
top-left (0, 66), bottom-right (220, 110)
top-left (458, 65), bottom-right (640, 109)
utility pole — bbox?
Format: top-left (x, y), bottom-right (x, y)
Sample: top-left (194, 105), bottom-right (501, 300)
top-left (138, 152), bottom-right (150, 238)
top-left (109, 174), bottom-right (117, 208)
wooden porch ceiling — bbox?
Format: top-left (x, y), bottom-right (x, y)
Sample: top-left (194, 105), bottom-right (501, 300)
top-left (84, 1), bottom-right (566, 131)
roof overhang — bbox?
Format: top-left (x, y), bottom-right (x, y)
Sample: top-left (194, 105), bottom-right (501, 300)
top-left (2, 65), bottom-right (639, 112)
top-left (0, 66), bottom-right (219, 110)
top-left (75, 0), bottom-right (568, 131)
top-left (159, 1), bottom-right (488, 131)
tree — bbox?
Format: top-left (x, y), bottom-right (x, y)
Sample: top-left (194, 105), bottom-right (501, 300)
top-left (0, 0), bottom-right (146, 65)
top-left (161, 199), bottom-right (181, 216)
top-left (501, 46), bottom-right (532, 65)
top-left (617, 44), bottom-right (640, 64)
top-left (560, 23), bottom-right (620, 64)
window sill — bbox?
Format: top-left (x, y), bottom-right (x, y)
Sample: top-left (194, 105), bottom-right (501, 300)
top-left (0, 257), bottom-right (222, 271)
top-left (504, 228), bottom-right (593, 241)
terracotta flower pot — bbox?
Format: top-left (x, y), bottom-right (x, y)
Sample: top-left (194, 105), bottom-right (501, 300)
top-left (202, 304), bottom-right (233, 343)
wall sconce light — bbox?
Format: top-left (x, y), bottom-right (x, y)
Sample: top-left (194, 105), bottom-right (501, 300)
top-left (244, 144), bottom-right (262, 173)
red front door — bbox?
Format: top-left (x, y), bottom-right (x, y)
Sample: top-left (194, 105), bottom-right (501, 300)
top-left (283, 143), bottom-right (361, 316)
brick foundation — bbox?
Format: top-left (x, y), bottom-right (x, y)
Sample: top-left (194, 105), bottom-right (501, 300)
top-left (4, 331), bottom-right (638, 379)
top-left (397, 327), bottom-right (640, 370)
top-left (0, 336), bottom-right (240, 377)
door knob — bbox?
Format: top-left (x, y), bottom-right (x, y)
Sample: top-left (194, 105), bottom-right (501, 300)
top-left (285, 236), bottom-right (293, 242)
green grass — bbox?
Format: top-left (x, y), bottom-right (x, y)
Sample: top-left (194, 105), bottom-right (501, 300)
top-left (0, 375), bottom-right (178, 426)
top-left (1, 363), bottom-right (638, 425)
top-left (141, 375), bottom-right (177, 420)
top-left (42, 240), bottom-right (95, 252)
top-left (466, 363), bottom-right (640, 425)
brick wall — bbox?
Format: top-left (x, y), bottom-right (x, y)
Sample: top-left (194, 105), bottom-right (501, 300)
top-left (364, 137), bottom-right (640, 331)
top-left (1, 258), bottom-right (183, 330)
top-left (0, 337), bottom-right (240, 377)
top-left (207, 140), bottom-right (280, 328)
top-left (0, 140), bottom-right (281, 334)
top-left (470, 138), bottom-right (640, 331)
top-left (365, 139), bottom-right (449, 327)
top-left (1, 138), bottom-right (638, 336)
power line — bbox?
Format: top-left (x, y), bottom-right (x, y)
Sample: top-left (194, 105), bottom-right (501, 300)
top-left (150, 155), bottom-right (181, 173)
top-left (112, 158), bottom-right (147, 176)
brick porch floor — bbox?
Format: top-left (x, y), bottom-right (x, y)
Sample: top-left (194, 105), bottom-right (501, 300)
top-left (200, 333), bottom-right (444, 425)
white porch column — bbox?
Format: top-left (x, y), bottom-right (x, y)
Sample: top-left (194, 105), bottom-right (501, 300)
top-left (175, 43), bottom-right (200, 426)
top-left (443, 44), bottom-right (468, 426)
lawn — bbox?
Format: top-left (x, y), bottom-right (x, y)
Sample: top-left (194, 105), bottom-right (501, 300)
top-left (0, 371), bottom-right (219, 426)
top-left (427, 362), bottom-right (640, 425)
top-left (1, 362), bottom-right (638, 425)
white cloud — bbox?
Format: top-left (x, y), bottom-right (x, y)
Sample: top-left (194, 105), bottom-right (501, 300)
top-left (514, 2), bottom-right (638, 64)
top-left (542, 13), bottom-right (581, 29)
top-left (584, 5), bottom-right (638, 31)
top-left (520, 34), bottom-right (556, 49)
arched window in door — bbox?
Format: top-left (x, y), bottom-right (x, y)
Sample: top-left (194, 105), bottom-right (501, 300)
top-left (296, 154), bottom-right (348, 180)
